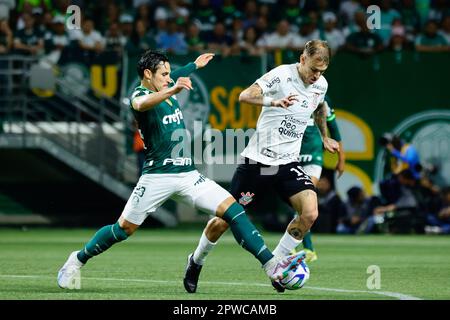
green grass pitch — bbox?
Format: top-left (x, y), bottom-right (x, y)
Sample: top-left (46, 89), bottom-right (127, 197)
top-left (0, 227), bottom-right (449, 300)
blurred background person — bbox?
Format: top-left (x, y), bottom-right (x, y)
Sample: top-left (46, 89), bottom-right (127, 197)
top-left (415, 20), bottom-right (449, 52)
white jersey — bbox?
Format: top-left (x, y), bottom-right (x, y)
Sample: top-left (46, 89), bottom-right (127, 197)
top-left (241, 63), bottom-right (328, 165)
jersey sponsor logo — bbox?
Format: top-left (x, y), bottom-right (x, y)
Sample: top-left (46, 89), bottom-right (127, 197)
top-left (279, 118), bottom-right (303, 139)
top-left (265, 76), bottom-right (281, 89)
top-left (261, 148), bottom-right (299, 160)
top-left (310, 93), bottom-right (320, 109)
top-left (162, 108), bottom-right (184, 125)
top-left (162, 157), bottom-right (192, 166)
top-left (300, 100), bottom-right (308, 108)
top-left (261, 147), bottom-right (278, 159)
top-left (312, 83), bottom-right (326, 91)
top-left (194, 174), bottom-right (207, 186)
top-left (299, 154), bottom-right (313, 162)
top-left (239, 192), bottom-right (255, 206)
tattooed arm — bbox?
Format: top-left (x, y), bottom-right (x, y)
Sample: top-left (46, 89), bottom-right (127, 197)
top-left (314, 102), bottom-right (340, 153)
top-left (239, 84), bottom-right (298, 108)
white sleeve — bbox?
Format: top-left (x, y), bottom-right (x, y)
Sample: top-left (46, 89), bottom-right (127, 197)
top-left (254, 66), bottom-right (284, 96)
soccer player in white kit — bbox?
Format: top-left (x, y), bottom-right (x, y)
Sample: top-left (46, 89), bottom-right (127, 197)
top-left (184, 40), bottom-right (340, 293)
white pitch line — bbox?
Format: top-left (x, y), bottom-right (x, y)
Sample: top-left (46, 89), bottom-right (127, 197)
top-left (0, 274), bottom-right (422, 300)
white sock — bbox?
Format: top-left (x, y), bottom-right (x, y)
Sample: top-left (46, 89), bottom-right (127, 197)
top-left (272, 231), bottom-right (303, 257)
top-left (192, 231), bottom-right (217, 265)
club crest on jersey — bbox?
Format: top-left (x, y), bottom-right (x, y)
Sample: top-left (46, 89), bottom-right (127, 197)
top-left (162, 108), bottom-right (183, 125)
top-left (310, 93), bottom-right (320, 109)
top-left (239, 192), bottom-right (255, 206)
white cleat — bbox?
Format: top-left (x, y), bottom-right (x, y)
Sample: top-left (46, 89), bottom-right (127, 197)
top-left (57, 251), bottom-right (84, 290)
top-left (264, 250), bottom-right (306, 281)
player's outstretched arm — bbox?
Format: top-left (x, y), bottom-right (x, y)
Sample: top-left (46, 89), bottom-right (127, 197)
top-left (239, 83), bottom-right (298, 108)
top-left (132, 77), bottom-right (193, 112)
top-left (170, 53), bottom-right (215, 82)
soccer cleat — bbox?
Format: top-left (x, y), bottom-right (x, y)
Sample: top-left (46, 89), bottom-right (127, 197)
top-left (57, 251), bottom-right (84, 290)
top-left (264, 250), bottom-right (306, 281)
top-left (304, 249), bottom-right (318, 263)
top-left (183, 253), bottom-right (203, 293)
top-left (271, 280), bottom-right (286, 293)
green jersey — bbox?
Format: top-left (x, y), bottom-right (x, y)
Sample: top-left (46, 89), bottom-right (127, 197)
top-left (130, 62), bottom-right (197, 174)
top-left (299, 97), bottom-right (341, 167)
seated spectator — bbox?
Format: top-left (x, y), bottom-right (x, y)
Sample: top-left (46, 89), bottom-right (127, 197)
top-left (313, 175), bottom-right (346, 233)
top-left (104, 22), bottom-right (126, 57)
top-left (119, 13), bottom-right (134, 40)
top-left (400, 0), bottom-right (421, 44)
top-left (156, 18), bottom-right (188, 55)
top-left (415, 20), bottom-right (449, 52)
top-left (191, 0), bottom-right (217, 33)
top-left (0, 0), bottom-right (15, 21)
top-left (72, 18), bottom-right (105, 57)
top-left (339, 0), bottom-right (362, 26)
top-left (0, 19), bottom-right (12, 55)
top-left (185, 21), bottom-right (206, 53)
top-left (346, 10), bottom-right (384, 57)
top-left (125, 19), bottom-right (156, 56)
top-left (338, 186), bottom-right (381, 234)
top-left (0, 18), bottom-right (12, 96)
top-left (13, 12), bottom-right (44, 56)
top-left (239, 26), bottom-right (264, 56)
top-left (342, 10), bottom-right (363, 39)
top-left (389, 18), bottom-right (409, 51)
top-left (217, 0), bottom-right (242, 28)
top-left (375, 0), bottom-right (401, 46)
top-left (438, 15), bottom-right (450, 45)
top-left (376, 169), bottom-right (431, 234)
top-left (257, 19), bottom-right (301, 52)
top-left (280, 0), bottom-right (302, 30)
top-left (384, 134), bottom-right (421, 180)
top-left (295, 14), bottom-right (321, 45)
top-left (242, 0), bottom-right (258, 30)
top-left (322, 11), bottom-right (345, 55)
top-left (41, 15), bottom-right (70, 66)
top-left (204, 21), bottom-right (236, 56)
top-left (425, 187), bottom-right (450, 234)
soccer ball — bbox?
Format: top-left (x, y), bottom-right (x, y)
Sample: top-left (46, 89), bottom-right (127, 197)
top-left (279, 260), bottom-right (310, 290)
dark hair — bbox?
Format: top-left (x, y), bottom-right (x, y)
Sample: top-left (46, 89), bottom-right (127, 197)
top-left (347, 186), bottom-right (363, 202)
top-left (137, 50), bottom-right (169, 79)
top-left (398, 169), bottom-right (415, 181)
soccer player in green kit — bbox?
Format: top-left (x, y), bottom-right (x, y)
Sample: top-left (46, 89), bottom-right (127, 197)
top-left (297, 97), bottom-right (345, 262)
top-left (57, 51), bottom-right (305, 290)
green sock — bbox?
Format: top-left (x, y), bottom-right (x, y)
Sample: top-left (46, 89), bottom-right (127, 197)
top-left (222, 202), bottom-right (273, 265)
top-left (303, 231), bottom-right (314, 251)
top-left (77, 222), bottom-right (129, 264)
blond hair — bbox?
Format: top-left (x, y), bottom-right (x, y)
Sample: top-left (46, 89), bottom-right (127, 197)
top-left (303, 40), bottom-right (331, 65)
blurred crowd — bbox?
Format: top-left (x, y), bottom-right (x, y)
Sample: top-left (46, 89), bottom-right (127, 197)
top-left (313, 134), bottom-right (449, 235)
top-left (0, 0), bottom-right (450, 64)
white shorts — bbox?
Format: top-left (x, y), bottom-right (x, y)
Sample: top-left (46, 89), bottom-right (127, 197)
top-left (121, 170), bottom-right (231, 225)
top-left (302, 164), bottom-right (322, 180)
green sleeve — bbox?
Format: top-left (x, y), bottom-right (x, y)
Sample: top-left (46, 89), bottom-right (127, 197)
top-left (171, 62), bottom-right (197, 82)
top-left (327, 112), bottom-right (342, 142)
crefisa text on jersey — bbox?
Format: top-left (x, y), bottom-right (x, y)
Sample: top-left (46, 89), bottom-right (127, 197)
top-left (172, 303), bottom-right (277, 317)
